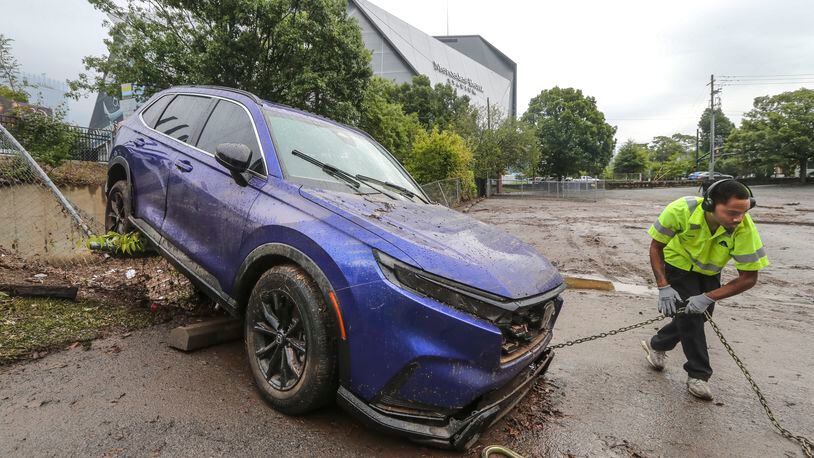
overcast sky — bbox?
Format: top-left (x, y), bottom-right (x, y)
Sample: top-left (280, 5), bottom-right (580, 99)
top-left (4, 0), bottom-right (814, 146)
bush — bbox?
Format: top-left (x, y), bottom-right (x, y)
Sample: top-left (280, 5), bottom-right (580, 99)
top-left (0, 85), bottom-right (28, 103)
top-left (8, 106), bottom-right (77, 168)
top-left (408, 129), bottom-right (476, 199)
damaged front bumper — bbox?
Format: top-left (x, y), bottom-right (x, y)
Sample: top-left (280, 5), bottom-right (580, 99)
top-left (337, 348), bottom-right (555, 450)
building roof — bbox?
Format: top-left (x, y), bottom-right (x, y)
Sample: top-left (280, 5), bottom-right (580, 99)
top-left (349, 0), bottom-right (514, 115)
top-left (434, 35), bottom-right (517, 68)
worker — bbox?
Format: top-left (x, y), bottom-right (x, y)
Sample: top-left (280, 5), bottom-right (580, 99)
top-left (640, 179), bottom-right (769, 400)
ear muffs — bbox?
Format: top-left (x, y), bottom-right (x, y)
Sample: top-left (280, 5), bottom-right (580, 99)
top-left (702, 179), bottom-right (756, 211)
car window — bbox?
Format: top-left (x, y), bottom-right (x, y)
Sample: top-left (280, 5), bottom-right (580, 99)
top-left (155, 95), bottom-right (211, 144)
top-left (140, 95), bottom-right (174, 128)
top-left (197, 100), bottom-right (264, 174)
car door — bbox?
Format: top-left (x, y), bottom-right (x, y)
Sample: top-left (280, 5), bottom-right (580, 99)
top-left (161, 97), bottom-right (265, 290)
top-left (127, 94), bottom-right (177, 230)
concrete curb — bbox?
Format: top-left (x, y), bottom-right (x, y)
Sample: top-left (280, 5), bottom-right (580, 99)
top-left (168, 317), bottom-right (242, 352)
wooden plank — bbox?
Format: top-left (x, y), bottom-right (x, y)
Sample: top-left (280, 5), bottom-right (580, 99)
top-left (0, 283), bottom-right (79, 300)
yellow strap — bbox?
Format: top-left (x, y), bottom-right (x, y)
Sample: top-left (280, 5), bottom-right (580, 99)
top-left (481, 445), bottom-right (525, 458)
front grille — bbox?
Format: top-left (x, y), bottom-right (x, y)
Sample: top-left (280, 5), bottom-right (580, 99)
top-left (498, 299), bottom-right (557, 362)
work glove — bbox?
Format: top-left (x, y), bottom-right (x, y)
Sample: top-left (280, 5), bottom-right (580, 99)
top-left (685, 293), bottom-right (715, 314)
top-left (657, 285), bottom-right (682, 316)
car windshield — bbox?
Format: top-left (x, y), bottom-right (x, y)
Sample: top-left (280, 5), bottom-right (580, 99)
top-left (264, 107), bottom-right (423, 197)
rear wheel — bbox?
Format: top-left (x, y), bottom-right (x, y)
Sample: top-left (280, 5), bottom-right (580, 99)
top-left (245, 264), bottom-right (337, 414)
top-left (105, 180), bottom-right (134, 233)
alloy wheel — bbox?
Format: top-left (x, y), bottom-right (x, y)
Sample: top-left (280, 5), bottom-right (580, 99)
top-left (251, 290), bottom-right (307, 391)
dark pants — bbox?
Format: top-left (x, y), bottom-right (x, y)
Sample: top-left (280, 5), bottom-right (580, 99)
top-left (650, 263), bottom-right (721, 381)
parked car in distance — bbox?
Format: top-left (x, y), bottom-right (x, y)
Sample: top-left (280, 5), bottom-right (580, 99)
top-left (106, 85), bottom-right (565, 450)
top-left (578, 175), bottom-right (599, 182)
top-left (687, 171), bottom-right (703, 180)
top-left (694, 171), bottom-right (734, 181)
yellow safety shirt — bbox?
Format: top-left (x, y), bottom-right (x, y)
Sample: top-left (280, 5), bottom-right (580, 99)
top-left (647, 196), bottom-right (769, 275)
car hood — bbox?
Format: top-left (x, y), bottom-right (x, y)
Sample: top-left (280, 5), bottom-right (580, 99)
top-left (300, 187), bottom-right (562, 299)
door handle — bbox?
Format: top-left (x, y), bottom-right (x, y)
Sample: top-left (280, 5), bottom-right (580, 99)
top-left (175, 159), bottom-right (193, 172)
top-left (133, 138), bottom-right (145, 147)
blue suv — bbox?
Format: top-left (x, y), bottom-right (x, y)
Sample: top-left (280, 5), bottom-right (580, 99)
top-left (106, 86), bottom-right (565, 449)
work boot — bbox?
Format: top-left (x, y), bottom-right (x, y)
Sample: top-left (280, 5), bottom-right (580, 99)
top-left (687, 377), bottom-right (714, 401)
top-left (640, 339), bottom-right (666, 371)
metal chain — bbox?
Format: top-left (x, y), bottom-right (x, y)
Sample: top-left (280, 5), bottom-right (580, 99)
top-left (704, 311), bottom-right (814, 458)
top-left (547, 310), bottom-right (814, 457)
top-left (547, 314), bottom-right (668, 350)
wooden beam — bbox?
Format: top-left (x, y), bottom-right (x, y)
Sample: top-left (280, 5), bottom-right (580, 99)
top-left (0, 284), bottom-right (78, 300)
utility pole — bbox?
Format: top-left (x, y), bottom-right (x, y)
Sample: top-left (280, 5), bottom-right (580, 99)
top-left (708, 74), bottom-right (719, 176)
top-left (446, 0), bottom-right (449, 35)
top-left (695, 128), bottom-right (700, 168)
top-left (486, 97), bottom-right (492, 196)
top-left (486, 97), bottom-right (491, 130)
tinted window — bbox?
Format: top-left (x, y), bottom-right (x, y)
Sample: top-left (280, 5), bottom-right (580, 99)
top-left (140, 95), bottom-right (173, 128)
top-left (155, 95), bottom-right (211, 143)
top-left (197, 100), bottom-right (264, 174)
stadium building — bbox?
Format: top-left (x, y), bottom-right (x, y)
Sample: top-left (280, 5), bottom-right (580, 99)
top-left (348, 0), bottom-right (517, 117)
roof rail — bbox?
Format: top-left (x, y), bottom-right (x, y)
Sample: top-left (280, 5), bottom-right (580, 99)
top-left (188, 85), bottom-right (263, 104)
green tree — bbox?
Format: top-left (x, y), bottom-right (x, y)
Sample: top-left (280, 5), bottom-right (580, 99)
top-left (70, 0), bottom-right (372, 124)
top-left (0, 34), bottom-right (29, 102)
top-left (358, 77), bottom-right (423, 165)
top-left (391, 75), bottom-right (472, 130)
top-left (10, 106), bottom-right (78, 167)
top-left (726, 88), bottom-right (814, 183)
top-left (612, 140), bottom-right (648, 174)
top-left (647, 133), bottom-right (697, 180)
top-left (649, 135), bottom-right (690, 163)
top-left (698, 108), bottom-right (735, 154)
top-left (522, 87), bottom-right (616, 178)
top-left (471, 113), bottom-right (539, 180)
top-left (408, 128), bottom-right (475, 197)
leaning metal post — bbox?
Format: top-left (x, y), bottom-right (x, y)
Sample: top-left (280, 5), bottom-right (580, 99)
top-left (0, 123), bottom-right (93, 237)
top-left (437, 181), bottom-right (449, 207)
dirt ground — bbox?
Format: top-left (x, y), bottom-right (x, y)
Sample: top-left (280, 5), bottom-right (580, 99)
top-left (1, 185), bottom-right (812, 456)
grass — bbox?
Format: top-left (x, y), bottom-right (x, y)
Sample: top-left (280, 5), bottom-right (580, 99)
top-left (0, 295), bottom-right (158, 365)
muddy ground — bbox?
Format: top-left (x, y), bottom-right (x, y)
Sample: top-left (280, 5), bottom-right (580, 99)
top-left (1, 185), bottom-right (812, 457)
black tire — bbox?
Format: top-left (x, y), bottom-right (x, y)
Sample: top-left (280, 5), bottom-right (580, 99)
top-left (245, 264), bottom-right (337, 415)
top-left (105, 180), bottom-right (134, 234)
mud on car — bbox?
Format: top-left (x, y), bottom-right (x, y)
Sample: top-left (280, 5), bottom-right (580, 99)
top-left (105, 86), bottom-right (565, 449)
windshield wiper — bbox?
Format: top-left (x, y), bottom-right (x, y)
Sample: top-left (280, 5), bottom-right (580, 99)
top-left (355, 174), bottom-right (429, 204)
top-left (292, 149), bottom-right (362, 190)
top-left (292, 150), bottom-right (399, 199)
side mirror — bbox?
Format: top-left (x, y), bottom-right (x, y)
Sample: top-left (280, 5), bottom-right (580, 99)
top-left (215, 143), bottom-right (251, 186)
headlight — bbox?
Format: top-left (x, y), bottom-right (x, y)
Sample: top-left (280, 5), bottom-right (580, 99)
top-left (374, 250), bottom-right (507, 321)
top-left (374, 250), bottom-right (565, 322)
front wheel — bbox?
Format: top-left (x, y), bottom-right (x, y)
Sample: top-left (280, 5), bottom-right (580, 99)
top-left (245, 264), bottom-right (338, 415)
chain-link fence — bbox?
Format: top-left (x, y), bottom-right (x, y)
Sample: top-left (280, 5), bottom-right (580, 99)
top-left (0, 130), bottom-right (101, 266)
top-left (420, 177), bottom-right (463, 207)
top-left (608, 172), bottom-right (645, 181)
top-left (496, 179), bottom-right (606, 200)
top-left (0, 123), bottom-right (102, 265)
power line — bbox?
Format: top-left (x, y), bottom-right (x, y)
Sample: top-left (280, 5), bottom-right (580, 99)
top-left (719, 81), bottom-right (814, 86)
top-left (719, 73), bottom-right (814, 78)
top-left (720, 77), bottom-right (814, 82)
